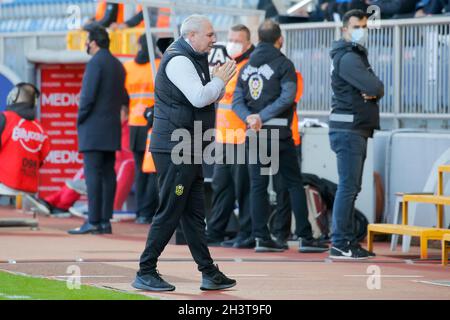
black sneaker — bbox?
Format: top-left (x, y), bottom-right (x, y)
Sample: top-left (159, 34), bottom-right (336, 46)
top-left (135, 216), bottom-right (152, 225)
top-left (354, 243), bottom-right (376, 257)
top-left (274, 238), bottom-right (289, 250)
top-left (200, 265), bottom-right (236, 291)
top-left (99, 222), bottom-right (112, 234)
top-left (233, 237), bottom-right (256, 249)
top-left (298, 238), bottom-right (329, 253)
top-left (329, 244), bottom-right (370, 260)
top-left (255, 238), bottom-right (285, 252)
top-left (221, 237), bottom-right (239, 248)
top-left (132, 270), bottom-right (175, 292)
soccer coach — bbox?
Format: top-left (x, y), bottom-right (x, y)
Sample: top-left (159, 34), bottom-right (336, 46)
top-left (132, 15), bottom-right (237, 292)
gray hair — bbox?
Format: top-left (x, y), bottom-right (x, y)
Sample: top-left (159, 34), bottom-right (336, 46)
top-left (180, 14), bottom-right (211, 37)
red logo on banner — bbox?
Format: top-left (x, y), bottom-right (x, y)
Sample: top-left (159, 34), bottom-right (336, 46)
top-left (38, 64), bottom-right (84, 198)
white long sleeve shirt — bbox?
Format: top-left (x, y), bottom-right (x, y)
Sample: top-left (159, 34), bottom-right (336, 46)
top-left (165, 43), bottom-right (225, 108)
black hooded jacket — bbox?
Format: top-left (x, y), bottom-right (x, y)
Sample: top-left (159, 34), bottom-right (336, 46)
top-left (232, 42), bottom-right (297, 140)
top-left (150, 37), bottom-right (215, 155)
top-left (330, 39), bottom-right (384, 137)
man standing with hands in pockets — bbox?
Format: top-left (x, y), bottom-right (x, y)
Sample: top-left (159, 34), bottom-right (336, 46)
top-left (132, 15), bottom-right (238, 292)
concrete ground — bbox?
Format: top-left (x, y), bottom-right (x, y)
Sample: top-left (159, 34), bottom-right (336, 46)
top-left (0, 206), bottom-right (449, 300)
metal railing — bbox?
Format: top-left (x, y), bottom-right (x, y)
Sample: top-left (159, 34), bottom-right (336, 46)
top-left (281, 16), bottom-right (450, 123)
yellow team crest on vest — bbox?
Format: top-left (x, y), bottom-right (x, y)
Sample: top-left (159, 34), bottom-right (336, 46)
top-left (175, 184), bottom-right (184, 196)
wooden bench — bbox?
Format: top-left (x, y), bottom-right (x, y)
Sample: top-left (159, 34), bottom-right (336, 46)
top-left (367, 224), bottom-right (450, 259)
top-left (443, 233), bottom-right (450, 266)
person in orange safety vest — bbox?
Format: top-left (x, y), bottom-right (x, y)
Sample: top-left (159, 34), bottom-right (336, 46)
top-left (206, 24), bottom-right (256, 248)
top-left (123, 34), bottom-right (160, 225)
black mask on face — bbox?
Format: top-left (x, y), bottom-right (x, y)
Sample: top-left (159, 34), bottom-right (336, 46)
top-left (86, 40), bottom-right (93, 55)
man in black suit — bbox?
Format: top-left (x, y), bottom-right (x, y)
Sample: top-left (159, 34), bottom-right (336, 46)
top-left (69, 23), bottom-right (129, 235)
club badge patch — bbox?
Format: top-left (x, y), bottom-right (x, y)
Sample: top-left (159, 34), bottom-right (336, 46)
top-left (249, 74), bottom-right (264, 100)
top-left (175, 184), bottom-right (184, 196)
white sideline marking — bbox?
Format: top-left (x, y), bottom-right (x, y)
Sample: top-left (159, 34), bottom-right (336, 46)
top-left (0, 293), bottom-right (32, 299)
top-left (344, 275), bottom-right (424, 278)
top-left (51, 275), bottom-right (127, 279)
top-left (227, 274), bottom-right (269, 277)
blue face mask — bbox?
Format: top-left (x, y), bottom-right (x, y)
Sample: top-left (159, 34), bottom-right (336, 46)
top-left (351, 28), bottom-right (368, 46)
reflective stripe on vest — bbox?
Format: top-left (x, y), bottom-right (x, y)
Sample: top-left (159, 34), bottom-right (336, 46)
top-left (263, 118), bottom-right (288, 126)
top-left (329, 113), bottom-right (354, 123)
top-left (142, 128), bottom-right (156, 173)
top-left (124, 59), bottom-right (158, 126)
top-left (215, 59), bottom-right (248, 144)
top-left (95, 1), bottom-right (124, 24)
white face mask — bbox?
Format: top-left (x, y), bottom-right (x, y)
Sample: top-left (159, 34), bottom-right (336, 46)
top-left (351, 28), bottom-right (368, 47)
top-left (226, 42), bottom-right (244, 59)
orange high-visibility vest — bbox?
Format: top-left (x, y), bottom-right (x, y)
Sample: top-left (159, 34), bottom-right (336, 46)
top-left (142, 128), bottom-right (156, 173)
top-left (291, 71), bottom-right (304, 146)
top-left (157, 7), bottom-right (171, 28)
top-left (123, 59), bottom-right (160, 126)
top-left (215, 58), bottom-right (248, 145)
top-left (95, 1), bottom-right (125, 24)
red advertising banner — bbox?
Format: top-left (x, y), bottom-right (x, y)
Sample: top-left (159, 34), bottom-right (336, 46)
top-left (38, 64), bottom-right (85, 199)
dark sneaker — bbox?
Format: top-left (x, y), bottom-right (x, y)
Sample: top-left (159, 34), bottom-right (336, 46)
top-left (99, 222), bottom-right (112, 234)
top-left (354, 243), bottom-right (376, 257)
top-left (233, 237), bottom-right (256, 249)
top-left (200, 266), bottom-right (236, 291)
top-left (329, 244), bottom-right (370, 260)
top-left (298, 238), bottom-right (329, 253)
top-left (255, 238), bottom-right (285, 252)
top-left (274, 238), bottom-right (289, 250)
top-left (132, 270), bottom-right (175, 292)
top-left (221, 237), bottom-right (239, 248)
top-left (135, 216), bottom-right (152, 225)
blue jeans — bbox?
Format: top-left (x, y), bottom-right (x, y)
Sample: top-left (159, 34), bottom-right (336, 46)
top-left (329, 131), bottom-right (367, 247)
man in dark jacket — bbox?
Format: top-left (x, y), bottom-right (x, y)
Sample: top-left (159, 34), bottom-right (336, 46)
top-left (132, 15), bottom-right (237, 292)
top-left (69, 23), bottom-right (129, 235)
top-left (232, 19), bottom-right (329, 254)
top-left (328, 9), bottom-right (384, 259)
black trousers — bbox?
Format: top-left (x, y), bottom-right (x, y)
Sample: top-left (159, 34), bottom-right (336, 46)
top-left (138, 152), bottom-right (215, 275)
top-left (83, 151), bottom-right (116, 225)
top-left (271, 145), bottom-right (302, 241)
top-left (133, 151), bottom-right (159, 219)
top-left (248, 138), bottom-right (313, 240)
top-left (207, 143), bottom-right (252, 240)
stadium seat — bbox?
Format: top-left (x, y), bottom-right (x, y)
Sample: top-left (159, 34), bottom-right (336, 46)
top-left (368, 165), bottom-right (450, 259)
top-left (443, 233), bottom-right (450, 266)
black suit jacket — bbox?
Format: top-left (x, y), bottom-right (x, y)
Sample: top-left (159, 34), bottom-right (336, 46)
top-left (77, 49), bottom-right (128, 152)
